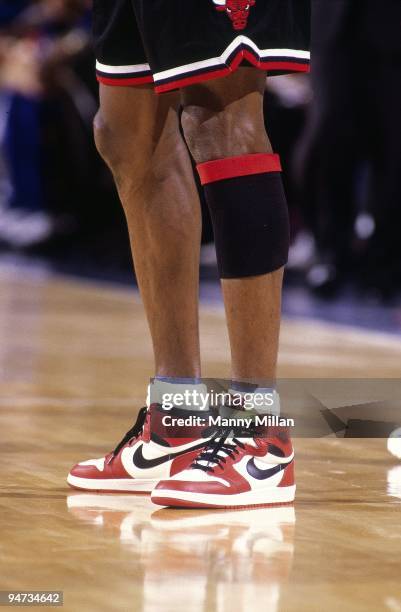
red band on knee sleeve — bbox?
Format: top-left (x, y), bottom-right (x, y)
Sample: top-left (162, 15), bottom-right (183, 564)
top-left (196, 153), bottom-right (282, 185)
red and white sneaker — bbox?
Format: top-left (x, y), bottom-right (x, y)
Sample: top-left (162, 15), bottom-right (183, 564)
top-left (151, 428), bottom-right (295, 508)
top-left (67, 405), bottom-right (208, 493)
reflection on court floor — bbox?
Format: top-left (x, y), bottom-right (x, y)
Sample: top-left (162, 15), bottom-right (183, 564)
top-left (68, 495), bottom-right (295, 612)
top-left (1, 271), bottom-right (401, 611)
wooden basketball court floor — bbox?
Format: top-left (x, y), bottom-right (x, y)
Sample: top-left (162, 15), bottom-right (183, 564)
top-left (1, 268), bottom-right (401, 612)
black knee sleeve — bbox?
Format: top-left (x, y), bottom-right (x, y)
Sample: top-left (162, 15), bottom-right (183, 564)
top-left (197, 153), bottom-right (290, 279)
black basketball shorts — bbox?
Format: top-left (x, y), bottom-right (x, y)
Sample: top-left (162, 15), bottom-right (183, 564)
top-left (93, 0), bottom-right (310, 93)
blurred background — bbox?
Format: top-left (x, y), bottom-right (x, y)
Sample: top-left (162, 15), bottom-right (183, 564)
top-left (0, 0), bottom-right (400, 333)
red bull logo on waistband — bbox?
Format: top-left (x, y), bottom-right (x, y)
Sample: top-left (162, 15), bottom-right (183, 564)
top-left (213, 0), bottom-right (256, 31)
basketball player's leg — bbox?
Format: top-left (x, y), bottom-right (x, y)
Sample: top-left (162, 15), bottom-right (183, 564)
top-left (181, 68), bottom-right (286, 382)
top-left (67, 85), bottom-right (210, 493)
top-left (68, 0), bottom-right (211, 493)
top-left (94, 84), bottom-right (201, 378)
top-left (152, 68), bottom-right (294, 509)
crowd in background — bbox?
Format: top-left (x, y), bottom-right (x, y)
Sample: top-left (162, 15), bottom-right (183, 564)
top-left (0, 0), bottom-right (129, 275)
top-left (0, 0), bottom-right (400, 300)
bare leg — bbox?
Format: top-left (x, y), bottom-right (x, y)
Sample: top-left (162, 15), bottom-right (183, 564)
top-left (221, 271), bottom-right (283, 381)
top-left (181, 68), bottom-right (283, 382)
top-left (95, 85), bottom-right (201, 378)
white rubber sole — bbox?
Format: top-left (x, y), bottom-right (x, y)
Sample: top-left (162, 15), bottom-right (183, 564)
top-left (151, 485), bottom-right (296, 508)
top-left (67, 473), bottom-right (157, 492)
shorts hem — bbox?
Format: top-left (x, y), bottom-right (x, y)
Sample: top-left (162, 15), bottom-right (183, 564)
top-left (97, 74), bottom-right (154, 87)
top-left (96, 37), bottom-right (310, 93)
top-left (155, 56), bottom-right (309, 93)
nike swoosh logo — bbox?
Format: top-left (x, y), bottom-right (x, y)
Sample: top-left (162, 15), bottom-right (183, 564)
top-left (268, 443), bottom-right (286, 458)
top-left (246, 457), bottom-right (293, 480)
top-left (132, 441), bottom-right (206, 470)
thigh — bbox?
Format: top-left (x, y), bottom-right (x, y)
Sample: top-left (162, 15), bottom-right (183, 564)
top-left (180, 67), bottom-right (270, 162)
top-left (95, 84), bottom-right (182, 172)
top-left (181, 67), bottom-right (267, 112)
top-left (98, 85), bottom-right (179, 138)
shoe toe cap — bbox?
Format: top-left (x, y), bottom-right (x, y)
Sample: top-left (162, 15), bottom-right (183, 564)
top-left (68, 457), bottom-right (106, 479)
top-left (153, 479), bottom-right (226, 495)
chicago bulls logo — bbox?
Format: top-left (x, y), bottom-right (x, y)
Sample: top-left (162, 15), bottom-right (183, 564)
top-left (213, 0), bottom-right (256, 31)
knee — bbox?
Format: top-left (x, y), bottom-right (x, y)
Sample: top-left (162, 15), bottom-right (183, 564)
top-left (181, 103), bottom-right (271, 164)
top-left (93, 111), bottom-right (130, 174)
top-left (93, 109), bottom-right (185, 210)
top-left (93, 110), bottom-right (154, 203)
